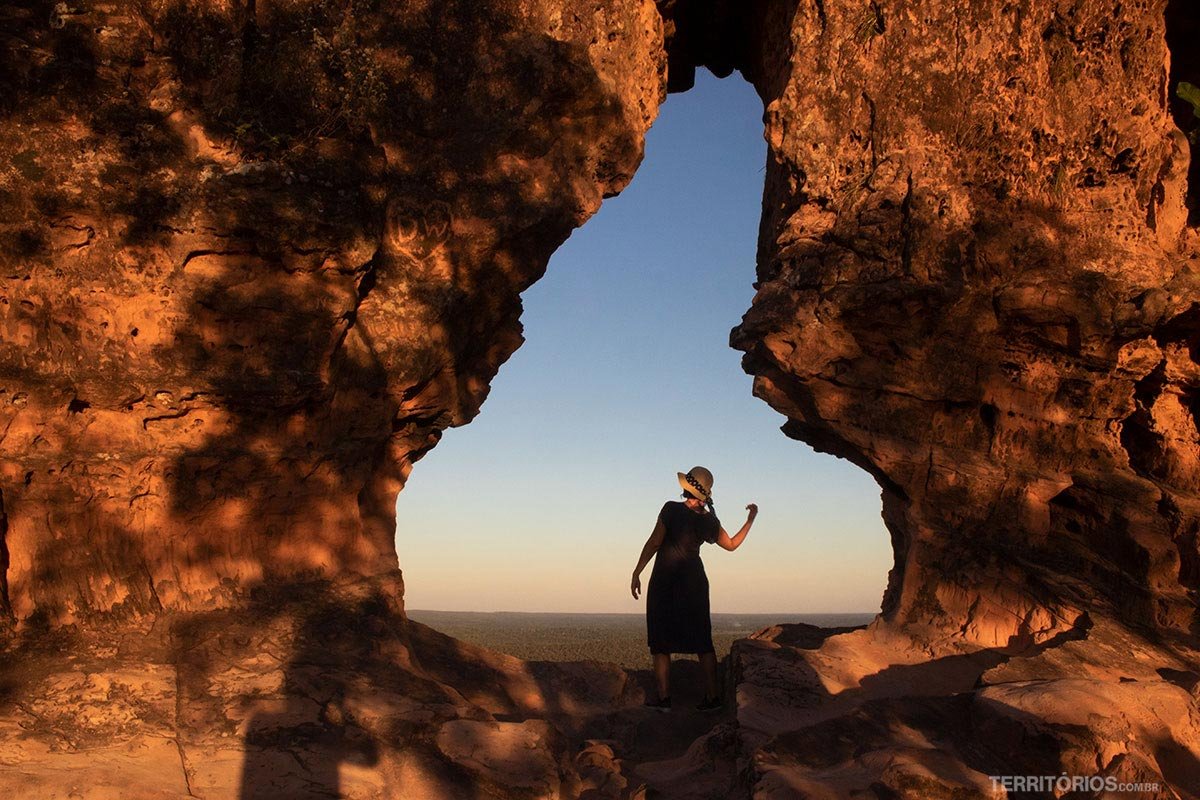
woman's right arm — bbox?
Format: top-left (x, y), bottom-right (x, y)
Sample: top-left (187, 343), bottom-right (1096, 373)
top-left (716, 503), bottom-right (758, 551)
top-left (631, 515), bottom-right (666, 599)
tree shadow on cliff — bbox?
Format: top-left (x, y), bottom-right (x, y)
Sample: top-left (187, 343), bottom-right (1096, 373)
top-left (1, 0), bottom-right (638, 624)
top-left (3, 0), bottom-right (681, 790)
top-left (235, 590), bottom-right (382, 800)
top-left (0, 606), bottom-right (79, 707)
top-left (126, 2), bottom-right (644, 794)
top-left (148, 0), bottom-right (640, 526)
top-left (0, 1), bottom-right (98, 119)
top-left (168, 578), bottom-right (502, 799)
top-left (0, 0), bottom-right (634, 616)
top-left (0, 0), bottom-right (203, 248)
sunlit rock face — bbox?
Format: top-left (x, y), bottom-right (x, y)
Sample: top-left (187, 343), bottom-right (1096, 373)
top-left (729, 0), bottom-right (1200, 648)
top-left (5, 0), bottom-right (1193, 658)
top-left (2, 0), bottom-right (1200, 797)
top-left (0, 0), bottom-right (664, 625)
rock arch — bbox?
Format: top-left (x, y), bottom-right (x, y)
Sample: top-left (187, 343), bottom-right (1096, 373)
top-left (1, 0), bottom-right (1198, 795)
top-left (4, 0), bottom-right (1194, 644)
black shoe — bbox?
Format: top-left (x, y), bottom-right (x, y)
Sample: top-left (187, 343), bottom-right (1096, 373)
top-left (644, 695), bottom-right (671, 712)
top-left (696, 695), bottom-right (722, 712)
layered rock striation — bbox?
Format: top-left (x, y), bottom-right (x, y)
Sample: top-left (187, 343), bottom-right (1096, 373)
top-left (2, 0), bottom-right (1200, 797)
top-left (0, 0), bottom-right (663, 623)
top-left (729, 0), bottom-right (1200, 649)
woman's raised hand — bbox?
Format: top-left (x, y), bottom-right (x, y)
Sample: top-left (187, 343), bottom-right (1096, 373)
top-left (746, 503), bottom-right (758, 521)
top-left (631, 574), bottom-right (641, 600)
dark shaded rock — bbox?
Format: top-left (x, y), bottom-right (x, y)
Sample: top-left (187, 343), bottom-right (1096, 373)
top-left (0, 0), bottom-right (664, 623)
top-left (728, 0), bottom-right (1200, 648)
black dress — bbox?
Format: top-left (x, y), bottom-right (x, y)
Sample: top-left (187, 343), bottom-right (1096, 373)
top-left (646, 500), bottom-right (721, 655)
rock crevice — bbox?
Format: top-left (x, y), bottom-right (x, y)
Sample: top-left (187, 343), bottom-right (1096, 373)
top-left (727, 0), bottom-right (1200, 647)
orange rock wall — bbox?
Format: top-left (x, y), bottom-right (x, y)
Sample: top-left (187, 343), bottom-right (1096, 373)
top-left (1, 0), bottom-right (1198, 648)
top-left (0, 0), bottom-right (665, 624)
top-left (731, 0), bottom-right (1200, 645)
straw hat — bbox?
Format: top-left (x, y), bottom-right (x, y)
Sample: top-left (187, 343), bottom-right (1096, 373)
top-left (678, 466), bottom-right (714, 501)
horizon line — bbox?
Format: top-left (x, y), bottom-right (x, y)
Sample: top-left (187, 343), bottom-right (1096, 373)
top-left (406, 608), bottom-right (880, 616)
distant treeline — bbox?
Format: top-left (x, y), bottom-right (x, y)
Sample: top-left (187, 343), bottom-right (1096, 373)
top-left (406, 610), bottom-right (876, 669)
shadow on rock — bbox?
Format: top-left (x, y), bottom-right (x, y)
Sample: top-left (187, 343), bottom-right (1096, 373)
top-left (236, 591), bottom-right (386, 799)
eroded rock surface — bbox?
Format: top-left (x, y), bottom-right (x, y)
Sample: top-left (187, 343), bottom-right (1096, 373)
top-left (2, 0), bottom-right (1200, 797)
top-left (732, 620), bottom-right (1200, 798)
top-left (0, 0), bottom-right (664, 623)
top-left (730, 0), bottom-right (1200, 648)
top-left (0, 576), bottom-right (662, 799)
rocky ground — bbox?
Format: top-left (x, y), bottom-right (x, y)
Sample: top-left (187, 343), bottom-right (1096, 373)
top-left (735, 619), bottom-right (1200, 798)
top-left (3, 0), bottom-right (1200, 795)
top-left (0, 577), bottom-right (729, 799)
top-left (2, 577), bottom-right (1197, 798)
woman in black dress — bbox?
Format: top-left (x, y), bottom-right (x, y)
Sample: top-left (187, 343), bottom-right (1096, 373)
top-left (630, 466), bottom-right (758, 711)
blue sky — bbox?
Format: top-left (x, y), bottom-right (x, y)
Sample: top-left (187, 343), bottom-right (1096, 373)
top-left (395, 69), bottom-right (892, 613)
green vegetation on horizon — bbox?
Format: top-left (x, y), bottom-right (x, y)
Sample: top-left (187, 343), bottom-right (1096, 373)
top-left (407, 610), bottom-right (876, 669)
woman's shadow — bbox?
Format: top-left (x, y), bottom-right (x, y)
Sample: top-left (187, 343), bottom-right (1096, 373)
top-left (238, 590), bottom-right (386, 800)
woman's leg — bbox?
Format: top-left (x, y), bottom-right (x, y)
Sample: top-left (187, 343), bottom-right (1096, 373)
top-left (654, 653), bottom-right (671, 699)
top-left (699, 652), bottom-right (718, 699)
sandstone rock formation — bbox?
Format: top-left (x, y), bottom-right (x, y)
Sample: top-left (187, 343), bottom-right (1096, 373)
top-left (731, 0), bottom-right (1200, 653)
top-left (0, 0), bottom-right (664, 622)
top-left (2, 0), bottom-right (1199, 796)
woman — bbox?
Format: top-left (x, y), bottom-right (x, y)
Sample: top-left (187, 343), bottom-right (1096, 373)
top-left (630, 466), bottom-right (757, 712)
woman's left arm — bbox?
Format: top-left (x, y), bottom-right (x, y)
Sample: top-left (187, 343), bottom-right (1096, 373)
top-left (716, 503), bottom-right (758, 551)
top-left (631, 515), bottom-right (667, 599)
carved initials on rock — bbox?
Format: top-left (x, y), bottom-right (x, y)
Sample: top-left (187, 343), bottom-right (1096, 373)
top-left (384, 199), bottom-right (453, 260)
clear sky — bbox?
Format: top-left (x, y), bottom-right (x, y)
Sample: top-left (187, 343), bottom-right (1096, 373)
top-left (395, 69), bottom-right (892, 614)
